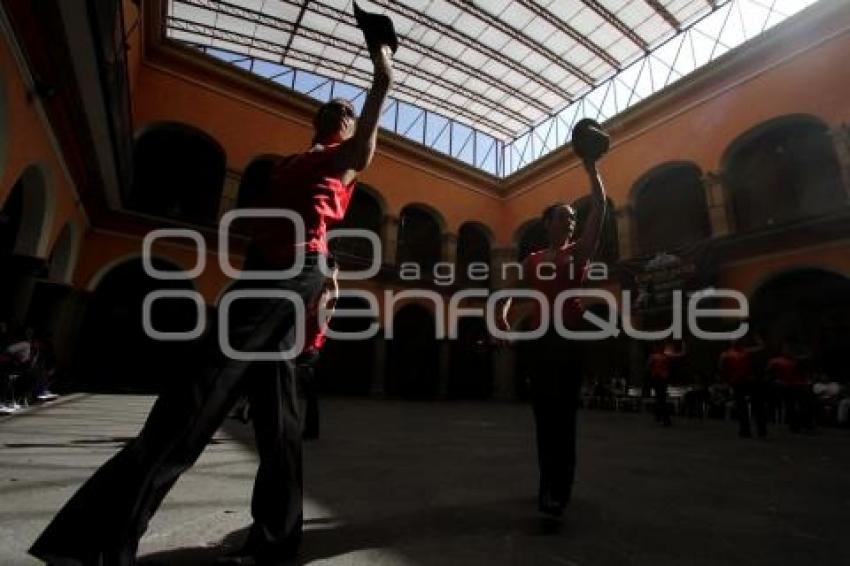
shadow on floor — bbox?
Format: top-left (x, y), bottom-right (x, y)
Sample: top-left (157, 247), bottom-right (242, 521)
top-left (138, 498), bottom-right (573, 565)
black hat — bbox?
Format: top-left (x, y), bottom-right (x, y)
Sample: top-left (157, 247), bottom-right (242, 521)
top-left (353, 2), bottom-right (398, 54)
top-left (572, 118), bottom-right (610, 162)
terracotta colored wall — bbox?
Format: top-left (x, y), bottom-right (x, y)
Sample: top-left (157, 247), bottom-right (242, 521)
top-left (132, 63), bottom-right (504, 234)
top-left (0, 25), bottom-right (87, 264)
top-left (123, 0), bottom-right (142, 100)
top-left (717, 240), bottom-right (850, 298)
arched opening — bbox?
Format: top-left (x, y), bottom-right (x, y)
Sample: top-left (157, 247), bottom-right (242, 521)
top-left (396, 204), bottom-right (443, 272)
top-left (723, 116), bottom-right (844, 231)
top-left (448, 316), bottom-right (492, 399)
top-left (330, 184), bottom-right (384, 265)
top-left (47, 222), bottom-right (81, 284)
top-left (387, 304), bottom-right (439, 399)
top-left (315, 295), bottom-right (377, 395)
top-left (751, 268), bottom-right (850, 380)
top-left (514, 218), bottom-right (547, 262)
top-left (0, 165), bottom-right (52, 324)
top-left (456, 222), bottom-right (492, 287)
top-left (130, 123), bottom-right (226, 225)
top-left (632, 163), bottom-right (710, 256)
top-left (572, 196), bottom-right (618, 264)
top-left (77, 257), bottom-right (202, 392)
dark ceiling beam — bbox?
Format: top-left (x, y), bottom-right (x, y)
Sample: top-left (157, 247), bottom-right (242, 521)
top-left (175, 0), bottom-right (541, 123)
top-left (167, 14), bottom-right (530, 132)
top-left (514, 0), bottom-right (621, 70)
top-left (365, 0), bottom-right (576, 101)
top-left (644, 0), bottom-right (682, 31)
top-left (440, 0), bottom-right (595, 85)
top-left (581, 0), bottom-right (650, 52)
top-left (281, 0), bottom-right (309, 61)
top-left (167, 18), bottom-right (518, 138)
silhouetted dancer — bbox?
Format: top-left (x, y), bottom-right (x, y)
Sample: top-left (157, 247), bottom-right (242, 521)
top-left (29, 20), bottom-right (394, 566)
top-left (497, 125), bottom-right (608, 517)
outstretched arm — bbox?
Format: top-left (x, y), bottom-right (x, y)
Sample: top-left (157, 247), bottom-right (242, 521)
top-left (337, 46), bottom-right (394, 185)
top-left (574, 160), bottom-right (607, 264)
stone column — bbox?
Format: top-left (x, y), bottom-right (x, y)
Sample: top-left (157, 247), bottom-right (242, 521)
top-left (370, 334), bottom-right (386, 396)
top-left (829, 124), bottom-right (850, 202)
top-left (381, 215), bottom-right (400, 265)
top-left (218, 169), bottom-right (242, 219)
top-left (441, 233), bottom-right (458, 264)
top-left (614, 206), bottom-right (634, 259)
top-left (489, 245), bottom-right (518, 400)
top-left (702, 171), bottom-right (731, 237)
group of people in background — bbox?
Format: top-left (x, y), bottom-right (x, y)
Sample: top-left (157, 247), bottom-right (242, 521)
top-left (0, 320), bottom-right (59, 414)
top-left (639, 333), bottom-right (850, 436)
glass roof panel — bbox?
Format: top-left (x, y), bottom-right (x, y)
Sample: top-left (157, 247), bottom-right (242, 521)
top-left (165, 0), bottom-right (822, 176)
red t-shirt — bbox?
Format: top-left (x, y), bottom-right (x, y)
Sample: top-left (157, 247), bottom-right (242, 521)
top-left (768, 356), bottom-right (805, 387)
top-left (250, 144), bottom-right (355, 265)
top-left (525, 244), bottom-right (587, 330)
top-left (720, 348), bottom-right (753, 385)
top-left (649, 352), bottom-right (671, 381)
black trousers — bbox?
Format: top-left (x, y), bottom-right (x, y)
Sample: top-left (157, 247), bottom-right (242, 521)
top-left (529, 333), bottom-right (583, 504)
top-left (733, 382), bottom-right (767, 437)
top-left (30, 255), bottom-right (327, 565)
top-left (652, 381), bottom-right (671, 426)
top-left (297, 363), bottom-right (320, 439)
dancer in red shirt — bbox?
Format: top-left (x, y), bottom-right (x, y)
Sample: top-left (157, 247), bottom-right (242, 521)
top-left (497, 158), bottom-right (607, 517)
top-left (30, 29), bottom-right (394, 566)
top-left (719, 338), bottom-right (767, 438)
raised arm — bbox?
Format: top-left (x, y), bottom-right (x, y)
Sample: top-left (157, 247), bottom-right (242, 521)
top-left (337, 46), bottom-right (394, 185)
top-left (573, 160), bottom-right (607, 264)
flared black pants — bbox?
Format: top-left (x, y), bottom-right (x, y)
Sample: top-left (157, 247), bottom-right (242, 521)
top-left (30, 254), bottom-right (327, 565)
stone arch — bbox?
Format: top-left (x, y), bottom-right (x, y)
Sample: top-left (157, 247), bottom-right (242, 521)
top-left (78, 256), bottom-right (201, 392)
top-left (456, 221), bottom-right (493, 286)
top-left (630, 161), bottom-right (710, 256)
top-left (47, 221), bottom-right (82, 284)
top-left (750, 267), bottom-right (850, 379)
top-left (721, 114), bottom-right (844, 231)
top-left (130, 122), bottom-right (227, 225)
top-left (387, 302), bottom-right (439, 399)
top-left (397, 203), bottom-right (445, 271)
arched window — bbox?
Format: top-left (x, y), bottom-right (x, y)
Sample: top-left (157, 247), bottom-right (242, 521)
top-left (632, 163), bottom-right (710, 255)
top-left (130, 123), bottom-right (226, 225)
top-left (387, 304), bottom-right (439, 398)
top-left (514, 218), bottom-right (547, 262)
top-left (723, 116), bottom-right (844, 231)
top-left (331, 184), bottom-right (384, 265)
top-left (456, 222), bottom-right (492, 286)
top-left (78, 257), bottom-right (200, 392)
top-left (397, 204), bottom-right (443, 272)
top-left (316, 295), bottom-right (378, 395)
top-left (751, 268), bottom-right (850, 380)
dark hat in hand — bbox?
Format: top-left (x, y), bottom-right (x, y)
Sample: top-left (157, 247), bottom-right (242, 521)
top-left (353, 2), bottom-right (398, 54)
top-left (572, 118), bottom-right (610, 162)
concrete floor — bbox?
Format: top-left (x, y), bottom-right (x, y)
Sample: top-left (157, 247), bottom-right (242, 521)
top-left (1, 394), bottom-right (848, 566)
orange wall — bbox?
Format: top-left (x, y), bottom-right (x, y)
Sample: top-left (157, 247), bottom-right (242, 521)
top-left (0, 25), bottom-right (87, 263)
top-left (132, 62), bottom-right (504, 234)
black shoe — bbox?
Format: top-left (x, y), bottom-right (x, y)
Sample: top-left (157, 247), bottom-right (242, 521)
top-left (538, 491), bottom-right (565, 517)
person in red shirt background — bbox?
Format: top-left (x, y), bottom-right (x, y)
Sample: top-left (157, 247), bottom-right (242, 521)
top-left (647, 340), bottom-right (684, 427)
top-left (768, 343), bottom-right (815, 432)
top-left (719, 337), bottom-right (767, 438)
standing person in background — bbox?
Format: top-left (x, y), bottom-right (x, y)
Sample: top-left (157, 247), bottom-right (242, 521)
top-left (647, 341), bottom-right (683, 427)
top-left (768, 344), bottom-right (814, 433)
top-left (719, 338), bottom-right (767, 438)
